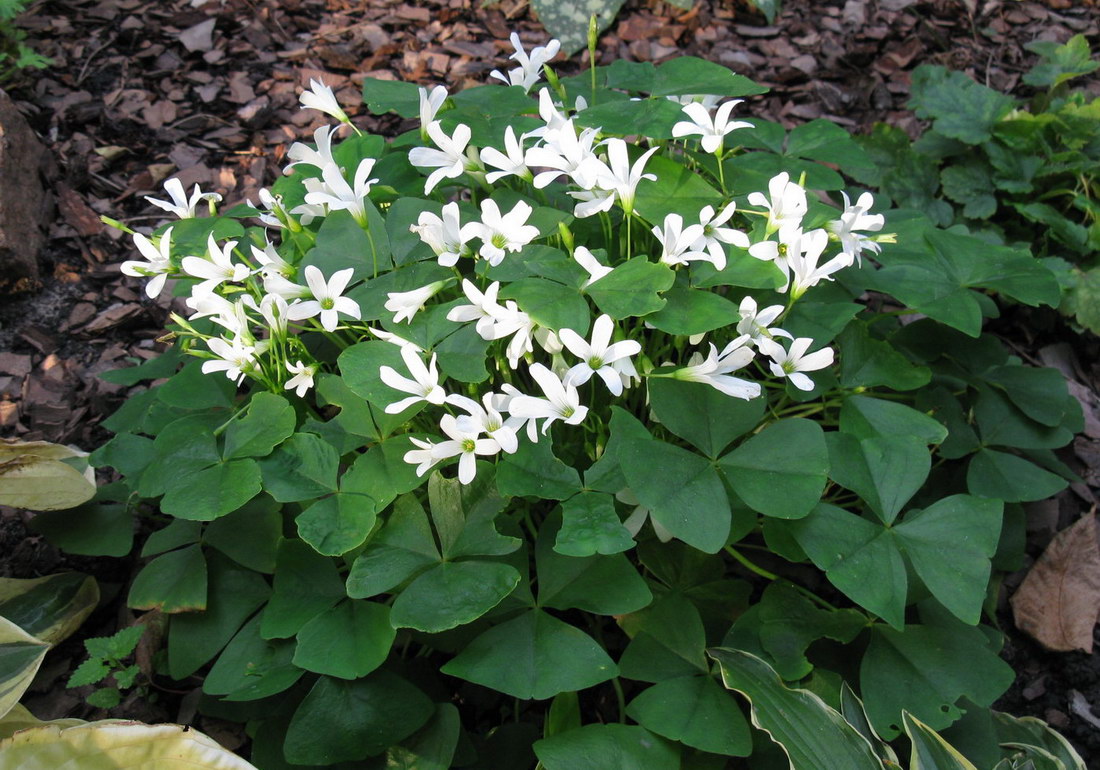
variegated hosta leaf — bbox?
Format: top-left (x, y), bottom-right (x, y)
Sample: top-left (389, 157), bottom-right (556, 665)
top-left (0, 704), bottom-right (83, 742)
top-left (530, 0), bottom-right (625, 55)
top-left (903, 712), bottom-right (980, 770)
top-left (0, 616), bottom-right (49, 722)
top-left (0, 573), bottom-right (100, 646)
top-left (0, 439), bottom-right (96, 511)
top-left (0, 715), bottom-right (258, 770)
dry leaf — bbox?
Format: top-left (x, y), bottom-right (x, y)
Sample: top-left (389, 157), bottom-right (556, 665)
top-left (1011, 513), bottom-right (1100, 653)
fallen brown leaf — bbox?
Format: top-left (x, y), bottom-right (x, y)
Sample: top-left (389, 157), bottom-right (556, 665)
top-left (1011, 512), bottom-right (1100, 653)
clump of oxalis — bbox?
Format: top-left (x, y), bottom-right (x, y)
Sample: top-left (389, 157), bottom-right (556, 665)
top-left (73, 29), bottom-right (1089, 769)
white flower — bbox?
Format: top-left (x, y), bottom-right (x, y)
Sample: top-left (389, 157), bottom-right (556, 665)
top-left (446, 393), bottom-right (519, 454)
top-left (653, 213), bottom-right (708, 267)
top-left (582, 138), bottom-right (658, 217)
top-left (481, 126), bottom-right (532, 184)
top-left (405, 436), bottom-right (446, 478)
top-left (368, 326), bottom-right (424, 351)
top-left (409, 121), bottom-right (477, 194)
top-left (503, 312), bottom-right (537, 369)
top-left (288, 178), bottom-right (328, 226)
top-left (379, 345), bottom-right (447, 413)
top-left (251, 241), bottom-right (295, 280)
top-left (284, 124), bottom-right (339, 174)
top-left (468, 199), bottom-right (539, 266)
top-left (525, 120), bottom-right (604, 190)
top-left (181, 234), bottom-right (250, 297)
top-left (671, 100), bottom-right (752, 154)
top-left (202, 337), bottom-right (256, 384)
top-left (286, 265), bottom-right (361, 332)
top-left (303, 159), bottom-right (379, 224)
top-left (385, 280), bottom-right (448, 324)
top-left (758, 337), bottom-right (834, 392)
top-left (299, 78), bottom-right (350, 123)
top-left (144, 178), bottom-right (221, 220)
top-left (670, 342), bottom-right (760, 400)
top-left (264, 272), bottom-right (312, 303)
top-left (431, 414), bottom-right (501, 484)
top-left (446, 280), bottom-right (524, 339)
top-left (666, 93), bottom-right (723, 110)
top-left (490, 33), bottom-right (560, 92)
top-left (121, 227), bottom-right (174, 298)
top-left (506, 363), bottom-right (588, 437)
top-left (285, 360), bottom-right (317, 397)
top-left (828, 191), bottom-right (885, 265)
top-left (787, 228), bottom-right (853, 298)
top-left (418, 85), bottom-right (448, 130)
top-left (737, 296), bottom-right (792, 344)
top-left (691, 202), bottom-right (750, 271)
top-left (256, 293), bottom-right (290, 335)
top-left (748, 172), bottom-right (808, 240)
top-left (620, 489), bottom-right (674, 542)
top-left (558, 314), bottom-right (641, 396)
top-left (410, 202), bottom-right (473, 267)
top-left (574, 246), bottom-right (612, 288)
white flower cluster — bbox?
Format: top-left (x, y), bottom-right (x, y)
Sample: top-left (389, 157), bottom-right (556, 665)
top-left (118, 33), bottom-right (892, 490)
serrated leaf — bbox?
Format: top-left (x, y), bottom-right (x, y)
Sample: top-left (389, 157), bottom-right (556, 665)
top-left (908, 65), bottom-right (1016, 144)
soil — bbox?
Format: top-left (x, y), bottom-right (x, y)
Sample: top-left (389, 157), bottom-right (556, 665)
top-left (2, 0), bottom-right (1100, 764)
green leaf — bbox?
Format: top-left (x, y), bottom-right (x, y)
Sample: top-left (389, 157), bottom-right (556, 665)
top-left (261, 539), bottom-right (345, 639)
top-left (727, 152), bottom-right (844, 194)
top-left (839, 395), bottom-right (948, 445)
top-left (618, 593), bottom-right (708, 682)
top-left (645, 288), bottom-right (739, 336)
top-left (361, 77), bottom-right (422, 117)
top-left (534, 725), bottom-right (680, 770)
top-left (992, 710), bottom-right (1087, 770)
top-left (576, 98), bottom-right (685, 139)
top-left (156, 360), bottom-right (235, 410)
top-left (128, 544), bottom-right (207, 613)
top-left (967, 448), bottom-right (1068, 502)
top-left (222, 392), bottom-right (296, 460)
top-left (203, 616), bottom-right (301, 701)
top-left (908, 65), bottom-right (1016, 144)
top-left (722, 582), bottom-right (865, 681)
top-left (941, 162), bottom-right (997, 219)
top-left (627, 675), bottom-right (752, 756)
top-left (904, 712), bottom-right (980, 770)
top-left (29, 502), bottom-right (133, 558)
top-left (709, 648), bottom-right (883, 769)
top-left (497, 437), bottom-right (582, 501)
top-left (837, 322), bottom-right (931, 391)
top-left (556, 492), bottom-right (633, 557)
top-left (893, 495), bottom-right (1002, 624)
top-left (785, 119), bottom-right (875, 180)
top-left (167, 554), bottom-right (270, 679)
top-left (983, 365), bottom-right (1069, 427)
top-left (501, 277), bottom-right (589, 334)
top-left (390, 561), bottom-right (520, 633)
top-left (292, 600), bottom-right (395, 679)
top-left (648, 379), bottom-right (764, 459)
top-left (651, 57), bottom-right (768, 98)
top-left (441, 609), bottom-right (618, 699)
top-left (719, 418), bottom-right (828, 520)
top-left (160, 459), bottom-right (262, 521)
top-left (434, 323), bottom-right (491, 383)
top-left (860, 622), bottom-right (1015, 738)
top-left (136, 414), bottom-right (221, 498)
top-left (339, 340), bottom-right (428, 417)
top-left (345, 495), bottom-right (440, 599)
top-left (621, 438), bottom-right (730, 553)
top-left (141, 520), bottom-right (200, 557)
top-left (825, 433), bottom-right (930, 524)
top-left (342, 435), bottom-right (425, 510)
top-left (536, 514), bottom-right (652, 616)
top-left (386, 703), bottom-right (461, 770)
top-left (97, 346), bottom-right (183, 385)
top-left (1023, 34), bottom-right (1100, 89)
top-left (66, 658), bottom-right (110, 688)
top-left (784, 504), bottom-right (907, 628)
top-left (428, 469), bottom-right (518, 559)
top-left (635, 154), bottom-right (723, 225)
top-left (284, 672), bottom-right (433, 764)
top-left (295, 493), bottom-right (376, 557)
top-left (586, 257), bottom-right (675, 319)
top-left (204, 496), bottom-right (281, 573)
top-left (256, 433), bottom-right (339, 502)
top-left (0, 573), bottom-right (99, 646)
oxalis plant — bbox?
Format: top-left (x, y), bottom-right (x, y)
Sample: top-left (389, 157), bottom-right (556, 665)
top-left (79, 30), bottom-right (1090, 770)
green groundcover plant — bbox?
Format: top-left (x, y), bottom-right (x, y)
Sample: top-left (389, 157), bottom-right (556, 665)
top-left (57, 32), bottom-right (1091, 768)
top-left (860, 34), bottom-right (1100, 334)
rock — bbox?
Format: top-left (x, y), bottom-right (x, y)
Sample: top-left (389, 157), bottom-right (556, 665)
top-left (0, 89), bottom-right (49, 293)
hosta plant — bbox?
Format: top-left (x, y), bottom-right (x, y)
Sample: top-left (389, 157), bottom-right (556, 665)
top-left (74, 34), bottom-right (1087, 768)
